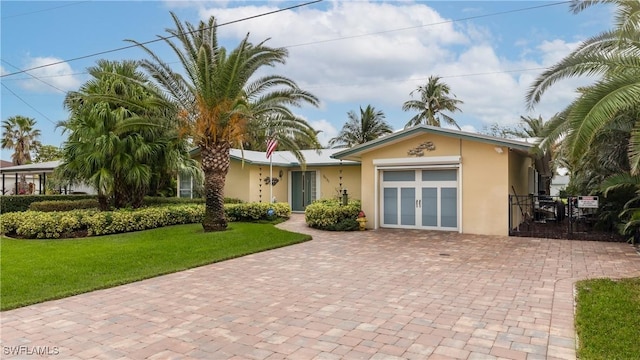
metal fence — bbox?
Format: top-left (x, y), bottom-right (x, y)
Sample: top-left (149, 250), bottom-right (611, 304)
top-left (508, 195), bottom-right (624, 241)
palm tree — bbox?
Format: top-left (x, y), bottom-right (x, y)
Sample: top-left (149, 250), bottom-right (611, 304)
top-left (329, 105), bottom-right (392, 148)
top-left (402, 75), bottom-right (463, 129)
top-left (526, 0), bottom-right (640, 163)
top-left (1, 115), bottom-right (42, 194)
top-left (59, 59), bottom-right (198, 209)
top-left (241, 114), bottom-right (321, 152)
top-left (527, 0), bottom-right (640, 237)
top-left (1, 115), bottom-right (41, 166)
top-left (509, 115), bottom-right (558, 195)
top-left (129, 12), bottom-right (319, 231)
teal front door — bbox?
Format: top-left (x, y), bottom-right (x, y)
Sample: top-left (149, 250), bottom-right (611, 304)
top-left (291, 171), bottom-right (316, 211)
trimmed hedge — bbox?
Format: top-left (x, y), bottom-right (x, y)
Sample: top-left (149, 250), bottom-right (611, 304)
top-left (225, 202), bottom-right (290, 222)
top-left (0, 202), bottom-right (291, 239)
top-left (1, 195), bottom-right (245, 213)
top-left (0, 195), bottom-right (96, 213)
top-left (305, 199), bottom-right (361, 231)
top-left (143, 196), bottom-right (205, 206)
top-left (29, 199), bottom-right (99, 212)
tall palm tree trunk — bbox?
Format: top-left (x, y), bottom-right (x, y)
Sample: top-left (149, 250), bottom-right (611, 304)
top-left (201, 141), bottom-right (230, 231)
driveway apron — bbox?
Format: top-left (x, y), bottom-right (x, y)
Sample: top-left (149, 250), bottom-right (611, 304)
top-left (2, 214), bottom-right (639, 359)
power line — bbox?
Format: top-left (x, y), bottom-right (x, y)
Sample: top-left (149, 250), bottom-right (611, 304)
top-left (1, 72), bottom-right (88, 81)
top-left (0, 0), bottom-right (323, 78)
top-left (1, 0), bottom-right (566, 83)
top-left (441, 67), bottom-right (548, 79)
top-left (300, 67), bottom-right (549, 91)
top-left (285, 1), bottom-right (571, 48)
top-left (1, 83), bottom-right (57, 125)
top-left (1, 60), bottom-right (67, 94)
top-left (1, 1), bottom-right (92, 20)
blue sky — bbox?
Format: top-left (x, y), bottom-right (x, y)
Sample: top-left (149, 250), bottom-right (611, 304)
top-left (0, 1), bottom-right (612, 156)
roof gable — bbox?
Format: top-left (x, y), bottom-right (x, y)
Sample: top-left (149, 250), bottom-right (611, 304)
top-left (332, 125), bottom-right (535, 160)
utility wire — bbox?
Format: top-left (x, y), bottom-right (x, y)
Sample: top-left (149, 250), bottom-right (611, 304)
top-left (0, 0), bottom-right (323, 78)
top-left (300, 67), bottom-right (549, 91)
top-left (1, 83), bottom-right (57, 125)
top-left (285, 1), bottom-right (571, 48)
top-left (1, 60), bottom-right (67, 94)
top-left (441, 67), bottom-right (548, 79)
top-left (1, 0), bottom-right (566, 83)
top-left (1, 1), bottom-right (92, 20)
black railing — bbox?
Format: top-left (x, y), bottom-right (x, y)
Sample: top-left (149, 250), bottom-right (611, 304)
top-left (508, 195), bottom-right (624, 241)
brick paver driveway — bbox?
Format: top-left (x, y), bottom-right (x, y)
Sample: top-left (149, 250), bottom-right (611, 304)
top-left (2, 214), bottom-right (640, 359)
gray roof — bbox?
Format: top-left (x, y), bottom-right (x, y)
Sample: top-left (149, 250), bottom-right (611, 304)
top-left (332, 125), bottom-right (535, 160)
top-left (0, 160), bottom-right (61, 174)
top-left (192, 148), bottom-right (359, 167)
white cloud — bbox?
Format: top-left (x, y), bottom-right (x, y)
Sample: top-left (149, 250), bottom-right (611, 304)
top-left (165, 2), bottom-right (593, 133)
top-left (310, 119), bottom-right (338, 147)
top-left (537, 39), bottom-right (581, 65)
top-left (17, 56), bottom-right (81, 93)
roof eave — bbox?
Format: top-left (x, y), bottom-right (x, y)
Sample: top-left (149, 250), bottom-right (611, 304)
top-left (332, 125), bottom-right (534, 159)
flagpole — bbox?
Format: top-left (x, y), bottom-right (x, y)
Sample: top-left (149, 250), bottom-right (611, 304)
top-left (269, 155), bottom-right (273, 203)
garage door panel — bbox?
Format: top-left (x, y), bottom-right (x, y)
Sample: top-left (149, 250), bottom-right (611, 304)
top-left (383, 188), bottom-right (398, 225)
top-left (441, 187), bottom-right (457, 228)
top-left (421, 187), bottom-right (438, 227)
top-left (400, 188), bottom-right (416, 226)
top-left (381, 169), bottom-right (458, 230)
top-left (422, 169), bottom-right (457, 181)
top-left (384, 170), bottom-right (415, 181)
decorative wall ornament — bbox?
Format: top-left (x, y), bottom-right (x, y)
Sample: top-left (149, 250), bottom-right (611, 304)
top-left (259, 167), bottom-right (263, 202)
top-left (408, 141), bottom-right (435, 157)
top-left (263, 170), bottom-right (284, 186)
top-left (264, 177), bottom-right (280, 186)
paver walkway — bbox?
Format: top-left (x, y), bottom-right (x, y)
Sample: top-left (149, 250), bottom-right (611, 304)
top-left (2, 214), bottom-right (640, 360)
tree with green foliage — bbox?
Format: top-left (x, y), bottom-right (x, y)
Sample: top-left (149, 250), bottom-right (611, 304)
top-left (403, 75), bottom-right (463, 129)
top-left (33, 144), bottom-right (63, 163)
top-left (329, 105), bottom-right (392, 148)
top-left (526, 0), bottom-right (639, 164)
top-left (1, 115), bottom-right (41, 166)
top-left (241, 114), bottom-right (321, 152)
top-left (129, 12), bottom-right (319, 231)
top-left (527, 0), bottom-right (640, 238)
top-left (1, 115), bottom-right (42, 194)
top-left (59, 59), bottom-right (198, 209)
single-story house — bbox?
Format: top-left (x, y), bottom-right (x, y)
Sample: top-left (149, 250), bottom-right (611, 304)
top-left (0, 160), bottom-right (96, 195)
top-left (180, 148), bottom-right (361, 212)
top-left (184, 125), bottom-right (540, 236)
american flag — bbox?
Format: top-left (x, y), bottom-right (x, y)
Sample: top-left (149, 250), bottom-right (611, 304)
top-left (266, 138), bottom-right (278, 159)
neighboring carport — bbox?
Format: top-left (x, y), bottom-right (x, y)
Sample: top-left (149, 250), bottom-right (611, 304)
top-left (0, 160), bottom-right (60, 195)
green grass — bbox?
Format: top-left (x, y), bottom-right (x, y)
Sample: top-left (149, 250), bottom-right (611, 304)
top-left (575, 277), bottom-right (640, 359)
top-left (1, 223), bottom-right (310, 311)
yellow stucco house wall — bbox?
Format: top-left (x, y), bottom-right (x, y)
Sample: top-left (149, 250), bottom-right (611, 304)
top-left (179, 148), bottom-right (361, 211)
top-left (333, 125), bottom-right (535, 236)
top-left (181, 125), bottom-right (535, 236)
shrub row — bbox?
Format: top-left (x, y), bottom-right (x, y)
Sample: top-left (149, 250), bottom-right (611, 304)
top-left (1, 202), bottom-right (291, 239)
top-left (2, 195), bottom-right (245, 213)
top-left (225, 202), bottom-right (290, 222)
top-left (0, 195), bottom-right (96, 213)
top-left (29, 199), bottom-right (100, 212)
top-left (305, 199), bottom-right (361, 231)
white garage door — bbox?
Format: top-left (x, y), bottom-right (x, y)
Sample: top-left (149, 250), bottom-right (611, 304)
top-left (380, 169), bottom-right (458, 230)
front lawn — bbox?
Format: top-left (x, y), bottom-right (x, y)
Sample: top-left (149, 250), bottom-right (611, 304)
top-left (575, 277), bottom-right (640, 359)
top-left (1, 222), bottom-right (310, 311)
